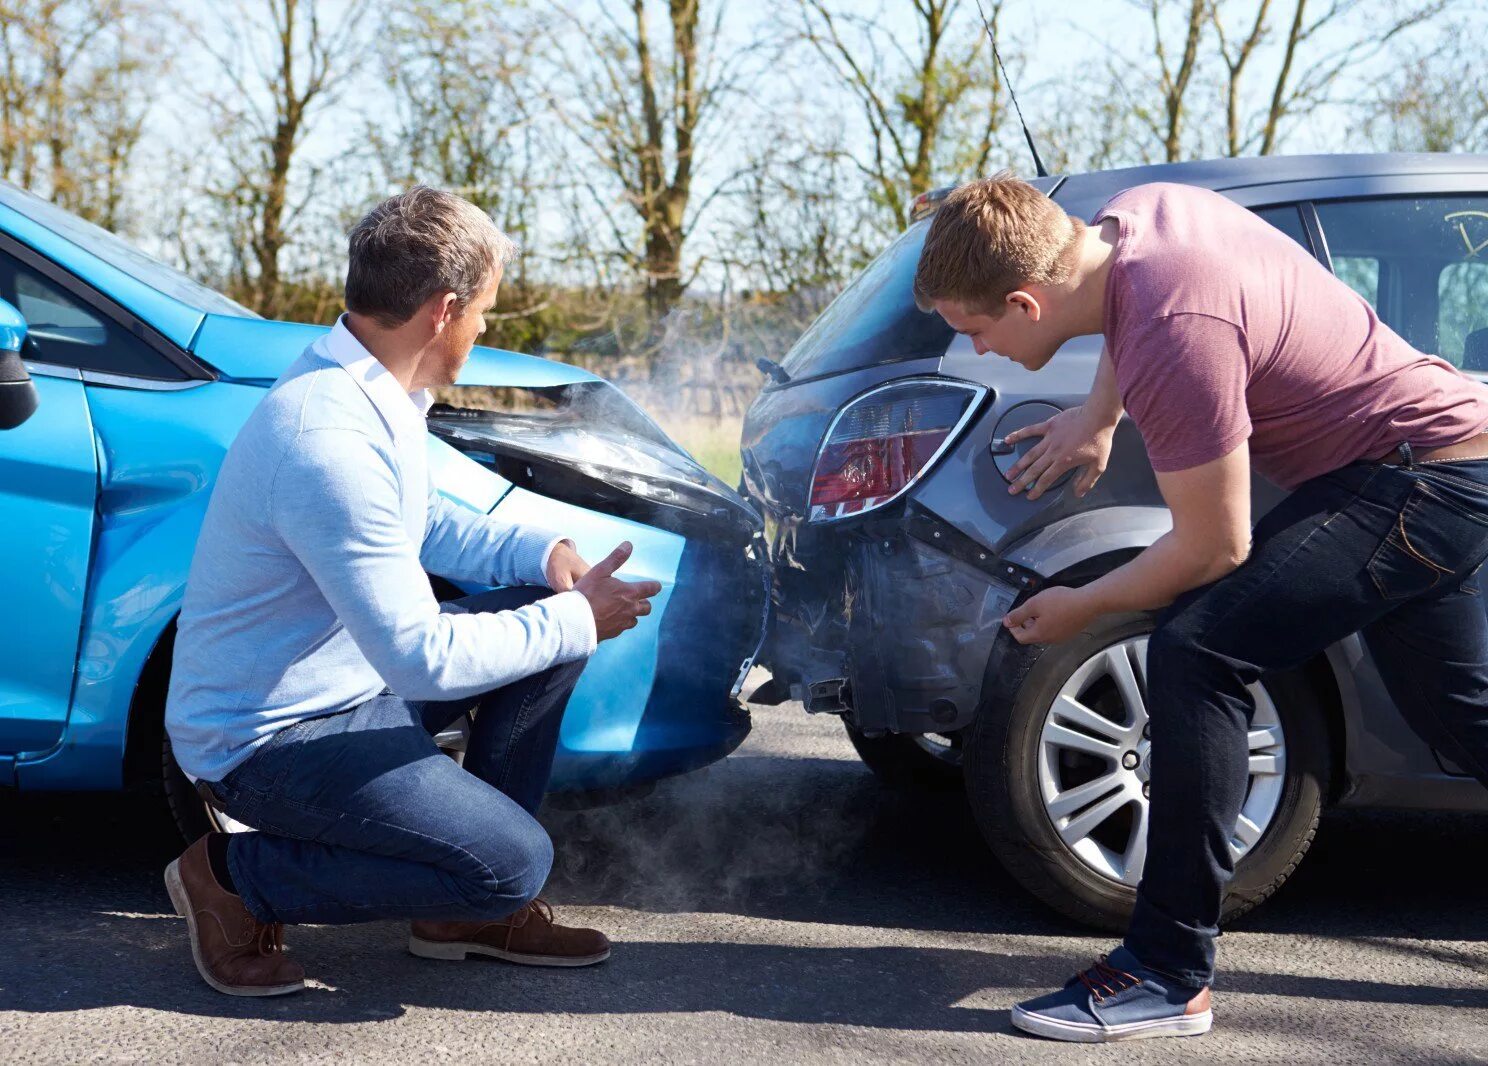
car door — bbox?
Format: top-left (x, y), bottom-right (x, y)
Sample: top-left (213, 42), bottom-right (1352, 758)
top-left (0, 248), bottom-right (100, 763)
top-left (0, 233), bottom-right (203, 767)
top-left (1310, 190), bottom-right (1488, 778)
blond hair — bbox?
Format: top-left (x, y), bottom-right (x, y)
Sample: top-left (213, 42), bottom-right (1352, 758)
top-left (913, 172), bottom-right (1083, 316)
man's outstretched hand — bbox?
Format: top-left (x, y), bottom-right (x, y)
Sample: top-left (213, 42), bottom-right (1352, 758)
top-left (573, 542), bottom-right (662, 641)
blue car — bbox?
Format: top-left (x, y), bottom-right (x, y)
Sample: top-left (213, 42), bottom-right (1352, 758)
top-left (0, 180), bottom-right (765, 837)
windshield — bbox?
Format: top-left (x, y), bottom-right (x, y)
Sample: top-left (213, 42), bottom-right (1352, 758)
top-left (0, 181), bottom-right (258, 319)
top-left (777, 219), bottom-right (954, 382)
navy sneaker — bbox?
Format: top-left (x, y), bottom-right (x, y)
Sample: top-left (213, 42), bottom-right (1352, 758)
top-left (1011, 946), bottom-right (1212, 1043)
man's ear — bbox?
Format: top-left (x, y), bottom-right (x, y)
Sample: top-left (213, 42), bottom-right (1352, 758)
top-left (432, 292), bottom-right (459, 334)
top-left (1006, 289), bottom-right (1042, 322)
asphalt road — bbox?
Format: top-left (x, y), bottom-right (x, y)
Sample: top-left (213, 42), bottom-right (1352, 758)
top-left (2, 696), bottom-right (1485, 1065)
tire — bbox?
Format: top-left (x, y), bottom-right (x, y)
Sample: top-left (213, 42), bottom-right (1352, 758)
top-left (162, 732), bottom-right (214, 843)
top-left (964, 612), bottom-right (1328, 932)
top-left (844, 720), bottom-right (964, 791)
top-left (162, 733), bottom-right (257, 841)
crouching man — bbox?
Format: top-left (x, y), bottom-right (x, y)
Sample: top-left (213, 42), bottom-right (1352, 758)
top-left (915, 175), bottom-right (1488, 1041)
top-left (163, 186), bottom-right (659, 996)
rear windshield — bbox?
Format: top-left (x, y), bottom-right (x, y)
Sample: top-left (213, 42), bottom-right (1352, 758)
top-left (778, 219), bottom-right (953, 382)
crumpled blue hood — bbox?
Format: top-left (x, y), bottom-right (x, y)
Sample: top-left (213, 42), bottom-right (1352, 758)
top-left (190, 313), bottom-right (600, 389)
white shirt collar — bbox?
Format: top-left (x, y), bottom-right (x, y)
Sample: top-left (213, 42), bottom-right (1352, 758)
top-left (319, 315), bottom-right (434, 435)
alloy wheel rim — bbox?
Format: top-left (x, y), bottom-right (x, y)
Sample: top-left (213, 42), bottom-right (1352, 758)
top-left (1036, 635), bottom-right (1287, 886)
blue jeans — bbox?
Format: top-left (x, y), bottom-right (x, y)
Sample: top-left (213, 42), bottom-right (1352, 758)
top-left (1127, 450), bottom-right (1488, 987)
top-left (204, 587), bottom-right (587, 926)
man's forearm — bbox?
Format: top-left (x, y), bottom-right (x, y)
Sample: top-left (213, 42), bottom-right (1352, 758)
top-left (1086, 346), bottom-right (1124, 427)
top-left (1082, 531), bottom-right (1247, 616)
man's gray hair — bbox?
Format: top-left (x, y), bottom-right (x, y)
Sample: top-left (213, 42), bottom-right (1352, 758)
top-left (345, 186), bottom-right (518, 327)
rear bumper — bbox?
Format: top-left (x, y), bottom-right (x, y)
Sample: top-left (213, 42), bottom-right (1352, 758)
top-left (761, 504), bottom-right (1025, 736)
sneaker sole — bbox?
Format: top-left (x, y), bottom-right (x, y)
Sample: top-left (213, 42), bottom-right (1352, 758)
top-left (1011, 1005), bottom-right (1212, 1043)
top-left (408, 935), bottom-right (610, 968)
top-left (164, 859), bottom-right (305, 998)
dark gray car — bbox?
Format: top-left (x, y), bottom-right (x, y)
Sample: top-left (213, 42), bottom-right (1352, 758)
top-left (740, 153), bottom-right (1488, 930)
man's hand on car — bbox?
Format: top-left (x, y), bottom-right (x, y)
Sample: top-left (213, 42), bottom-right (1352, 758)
top-left (573, 541), bottom-right (663, 641)
top-left (1003, 403), bottom-right (1117, 500)
top-left (1003, 585), bottom-right (1098, 645)
top-left (544, 540), bottom-right (590, 591)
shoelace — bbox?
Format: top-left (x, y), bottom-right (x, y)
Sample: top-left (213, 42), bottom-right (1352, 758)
top-left (1077, 955), bottom-right (1140, 1003)
top-left (506, 897), bottom-right (555, 930)
top-left (255, 922), bottom-right (286, 957)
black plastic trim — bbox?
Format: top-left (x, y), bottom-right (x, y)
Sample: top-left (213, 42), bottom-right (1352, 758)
top-left (903, 503), bottom-right (1044, 592)
top-left (1298, 201), bottom-right (1334, 273)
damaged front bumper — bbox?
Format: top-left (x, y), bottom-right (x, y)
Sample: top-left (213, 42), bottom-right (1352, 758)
top-left (757, 503), bottom-right (1039, 737)
top-left (426, 388), bottom-right (768, 790)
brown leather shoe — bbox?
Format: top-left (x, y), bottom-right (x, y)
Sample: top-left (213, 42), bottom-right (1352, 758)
top-left (164, 834), bottom-right (305, 996)
top-left (409, 899), bottom-right (610, 967)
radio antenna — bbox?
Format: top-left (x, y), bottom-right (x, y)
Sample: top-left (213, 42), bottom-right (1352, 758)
top-left (974, 0), bottom-right (1048, 178)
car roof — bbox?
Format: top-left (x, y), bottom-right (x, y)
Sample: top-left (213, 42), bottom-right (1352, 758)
top-left (1051, 152), bottom-right (1488, 219)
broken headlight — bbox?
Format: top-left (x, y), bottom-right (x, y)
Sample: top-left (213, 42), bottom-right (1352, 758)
top-left (428, 382), bottom-right (762, 542)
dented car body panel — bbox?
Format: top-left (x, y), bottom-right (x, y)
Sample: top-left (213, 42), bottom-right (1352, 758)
top-left (742, 153), bottom-right (1488, 812)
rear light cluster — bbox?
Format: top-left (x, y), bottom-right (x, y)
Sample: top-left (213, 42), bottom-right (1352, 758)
top-left (808, 379), bottom-right (984, 523)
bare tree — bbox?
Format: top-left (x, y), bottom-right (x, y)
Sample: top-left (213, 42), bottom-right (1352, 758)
top-left (1200, 0), bottom-right (1452, 158)
top-left (1362, 23), bottom-right (1487, 152)
top-left (1122, 0), bottom-right (1206, 163)
top-left (370, 0), bottom-right (552, 328)
top-left (1209, 0), bottom-right (1270, 156)
top-left (193, 0), bottom-right (371, 316)
top-left (0, 0), bottom-right (162, 228)
top-left (549, 0), bottom-right (754, 328)
top-left (794, 0), bottom-right (1009, 230)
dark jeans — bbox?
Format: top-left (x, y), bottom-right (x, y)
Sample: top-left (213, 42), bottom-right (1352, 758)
top-left (1126, 451), bottom-right (1488, 986)
top-left (204, 587), bottom-right (586, 927)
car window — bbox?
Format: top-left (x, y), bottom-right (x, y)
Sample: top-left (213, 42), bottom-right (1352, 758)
top-left (1439, 261), bottom-right (1488, 367)
top-left (0, 248), bottom-right (186, 379)
top-left (1314, 196), bottom-right (1488, 368)
top-left (777, 219), bottom-right (953, 382)
top-left (1252, 204), bottom-right (1311, 251)
top-left (1333, 256), bottom-right (1380, 306)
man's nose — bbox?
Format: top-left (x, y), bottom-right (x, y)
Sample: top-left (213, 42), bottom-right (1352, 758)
top-left (972, 337), bottom-right (989, 356)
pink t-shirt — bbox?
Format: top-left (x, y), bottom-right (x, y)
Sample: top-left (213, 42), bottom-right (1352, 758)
top-left (1097, 183), bottom-right (1488, 490)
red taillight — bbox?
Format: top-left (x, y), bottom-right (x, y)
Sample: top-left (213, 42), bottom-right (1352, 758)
top-left (808, 380), bottom-right (982, 522)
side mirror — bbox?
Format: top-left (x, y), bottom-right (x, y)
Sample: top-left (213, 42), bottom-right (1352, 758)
top-left (0, 298), bottom-right (38, 429)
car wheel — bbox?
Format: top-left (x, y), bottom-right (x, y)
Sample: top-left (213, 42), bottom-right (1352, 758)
top-left (843, 720), bottom-right (964, 790)
top-left (162, 733), bottom-right (255, 842)
top-left (964, 612), bottom-right (1328, 931)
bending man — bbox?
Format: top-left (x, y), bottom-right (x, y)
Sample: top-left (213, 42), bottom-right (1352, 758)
top-left (915, 174), bottom-right (1488, 1042)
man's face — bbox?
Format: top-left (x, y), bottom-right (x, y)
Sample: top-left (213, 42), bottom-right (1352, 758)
top-left (933, 292), bottom-right (1063, 371)
top-left (432, 265), bottom-right (503, 386)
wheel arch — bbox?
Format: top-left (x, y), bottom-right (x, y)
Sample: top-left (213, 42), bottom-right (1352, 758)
top-left (1002, 506), bottom-right (1172, 580)
top-left (122, 615), bottom-right (177, 788)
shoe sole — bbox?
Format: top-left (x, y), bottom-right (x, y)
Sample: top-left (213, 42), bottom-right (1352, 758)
top-left (1011, 1005), bottom-right (1212, 1043)
top-left (164, 859), bottom-right (305, 998)
top-left (408, 935), bottom-right (610, 968)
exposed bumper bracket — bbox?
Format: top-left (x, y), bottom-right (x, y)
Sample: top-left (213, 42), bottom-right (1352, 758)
top-left (904, 505), bottom-right (1044, 594)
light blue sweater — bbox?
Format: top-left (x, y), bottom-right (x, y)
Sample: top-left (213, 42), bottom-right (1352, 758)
top-left (165, 319), bottom-right (597, 781)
